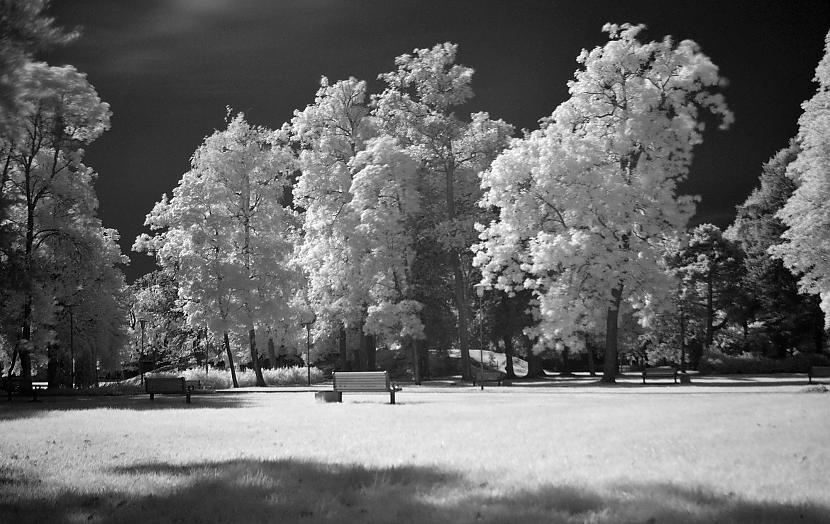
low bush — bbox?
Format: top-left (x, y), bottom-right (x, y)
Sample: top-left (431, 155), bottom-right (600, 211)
top-left (147, 366), bottom-right (325, 389)
top-left (698, 349), bottom-right (830, 374)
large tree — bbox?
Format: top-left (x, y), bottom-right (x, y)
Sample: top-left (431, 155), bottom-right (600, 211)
top-left (290, 77), bottom-right (377, 368)
top-left (1, 62), bottom-right (112, 384)
top-left (770, 29), bottom-right (830, 331)
top-left (475, 24), bottom-right (731, 382)
top-left (728, 143), bottom-right (825, 355)
top-left (137, 112), bottom-right (299, 387)
top-left (373, 43), bottom-right (512, 379)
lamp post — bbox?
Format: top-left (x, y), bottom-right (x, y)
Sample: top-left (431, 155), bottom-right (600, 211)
top-left (301, 312), bottom-right (317, 386)
top-left (68, 306), bottom-right (75, 389)
top-left (476, 285), bottom-right (485, 391)
top-left (139, 318), bottom-right (146, 386)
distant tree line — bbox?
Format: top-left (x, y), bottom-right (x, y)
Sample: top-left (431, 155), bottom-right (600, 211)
top-left (2, 3), bottom-right (829, 388)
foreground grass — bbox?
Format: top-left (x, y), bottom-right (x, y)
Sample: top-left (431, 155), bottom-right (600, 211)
top-left (1, 388), bottom-right (829, 523)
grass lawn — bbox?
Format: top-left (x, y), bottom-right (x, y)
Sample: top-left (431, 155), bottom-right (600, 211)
top-left (1, 383), bottom-right (829, 523)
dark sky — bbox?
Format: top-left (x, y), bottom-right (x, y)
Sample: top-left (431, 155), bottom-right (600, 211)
top-left (43, 0), bottom-right (830, 282)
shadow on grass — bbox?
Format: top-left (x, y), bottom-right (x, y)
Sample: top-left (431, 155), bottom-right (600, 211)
top-left (1, 458), bottom-right (829, 523)
top-left (0, 394), bottom-right (254, 420)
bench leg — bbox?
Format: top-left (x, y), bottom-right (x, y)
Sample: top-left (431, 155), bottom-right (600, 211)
top-left (390, 391), bottom-right (395, 405)
top-left (150, 393), bottom-right (155, 401)
top-left (186, 392), bottom-right (191, 404)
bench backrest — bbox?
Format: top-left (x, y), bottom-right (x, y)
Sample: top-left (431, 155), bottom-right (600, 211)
top-left (333, 371), bottom-right (391, 392)
top-left (643, 366), bottom-right (676, 375)
top-left (145, 376), bottom-right (186, 393)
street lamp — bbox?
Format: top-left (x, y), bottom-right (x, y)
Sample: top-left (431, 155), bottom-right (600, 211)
top-left (476, 285), bottom-right (485, 391)
top-left (300, 311), bottom-right (317, 386)
top-left (139, 318), bottom-right (146, 386)
top-left (67, 306), bottom-right (75, 389)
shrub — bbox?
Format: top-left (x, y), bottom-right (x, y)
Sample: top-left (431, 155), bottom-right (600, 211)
top-left (698, 349), bottom-right (830, 374)
top-left (147, 366), bottom-right (326, 388)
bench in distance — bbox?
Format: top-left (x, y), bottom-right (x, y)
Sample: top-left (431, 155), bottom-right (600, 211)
top-left (3, 377), bottom-right (47, 401)
top-left (808, 366), bottom-right (830, 384)
top-left (145, 376), bottom-right (194, 403)
top-left (470, 368), bottom-right (504, 386)
top-left (642, 366), bottom-right (679, 384)
top-left (332, 371), bottom-right (401, 404)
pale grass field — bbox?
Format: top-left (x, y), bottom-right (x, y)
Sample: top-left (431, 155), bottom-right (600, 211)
top-left (1, 386), bottom-right (829, 523)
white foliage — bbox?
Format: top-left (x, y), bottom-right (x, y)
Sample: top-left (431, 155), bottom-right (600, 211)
top-left (770, 30), bottom-right (830, 327)
top-left (475, 23), bottom-right (731, 350)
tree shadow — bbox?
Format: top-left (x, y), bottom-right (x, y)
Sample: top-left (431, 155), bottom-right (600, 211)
top-left (0, 394), bottom-right (254, 421)
top-left (1, 458), bottom-right (828, 523)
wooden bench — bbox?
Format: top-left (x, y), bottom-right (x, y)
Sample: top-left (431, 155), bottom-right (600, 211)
top-left (808, 366), bottom-right (830, 384)
top-left (470, 368), bottom-right (504, 386)
top-left (3, 377), bottom-right (46, 401)
top-left (332, 371), bottom-right (401, 404)
top-left (145, 376), bottom-right (193, 403)
top-left (642, 366), bottom-right (679, 384)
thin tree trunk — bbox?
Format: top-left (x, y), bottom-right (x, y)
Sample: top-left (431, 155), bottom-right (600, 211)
top-left (223, 331), bottom-right (238, 388)
top-left (411, 337), bottom-right (421, 384)
top-left (601, 285), bottom-right (623, 383)
top-left (586, 336), bottom-right (596, 377)
top-left (452, 255), bottom-right (471, 379)
top-left (679, 303), bottom-right (687, 372)
top-left (705, 271), bottom-right (714, 348)
top-left (249, 327), bottom-right (266, 387)
top-left (339, 325), bottom-right (347, 372)
top-left (560, 346), bottom-right (572, 376)
top-left (366, 334), bottom-right (376, 371)
top-left (503, 335), bottom-right (516, 378)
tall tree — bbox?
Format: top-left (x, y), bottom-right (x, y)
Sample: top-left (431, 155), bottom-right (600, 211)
top-left (1, 62), bottom-right (111, 384)
top-left (770, 29), bottom-right (830, 332)
top-left (475, 24), bottom-right (732, 382)
top-left (350, 136), bottom-right (424, 377)
top-left (730, 143), bottom-right (825, 354)
top-left (373, 43), bottom-right (513, 379)
top-left (137, 112), bottom-right (299, 387)
top-left (668, 224), bottom-right (745, 354)
top-left (291, 77), bottom-right (376, 367)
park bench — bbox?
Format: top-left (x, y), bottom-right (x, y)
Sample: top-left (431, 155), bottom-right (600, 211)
top-left (331, 371), bottom-right (401, 404)
top-left (145, 376), bottom-right (194, 403)
top-left (808, 366), bottom-right (830, 384)
top-left (642, 366), bottom-right (679, 384)
top-left (3, 377), bottom-right (46, 401)
top-left (470, 368), bottom-right (504, 386)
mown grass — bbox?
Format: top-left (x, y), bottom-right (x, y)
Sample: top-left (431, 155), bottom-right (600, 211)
top-left (1, 388), bottom-right (829, 523)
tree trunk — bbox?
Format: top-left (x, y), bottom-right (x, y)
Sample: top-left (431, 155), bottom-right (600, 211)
top-left (503, 335), bottom-right (516, 378)
top-left (249, 327), bottom-right (266, 387)
top-left (560, 346), bottom-right (572, 376)
top-left (223, 331), bottom-right (239, 388)
top-left (411, 338), bottom-right (421, 385)
top-left (601, 285), bottom-right (623, 383)
top-left (47, 344), bottom-right (59, 389)
top-left (338, 325), bottom-right (348, 372)
top-left (366, 334), bottom-right (376, 371)
top-left (679, 303), bottom-right (687, 372)
top-left (705, 271), bottom-right (714, 348)
top-left (525, 350), bottom-right (544, 378)
top-left (584, 333), bottom-right (596, 377)
top-left (452, 255), bottom-right (471, 379)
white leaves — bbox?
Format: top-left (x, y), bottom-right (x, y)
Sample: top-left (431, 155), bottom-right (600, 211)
top-left (137, 112), bottom-right (300, 336)
top-left (771, 30), bottom-right (830, 327)
top-left (475, 23), bottom-right (731, 348)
